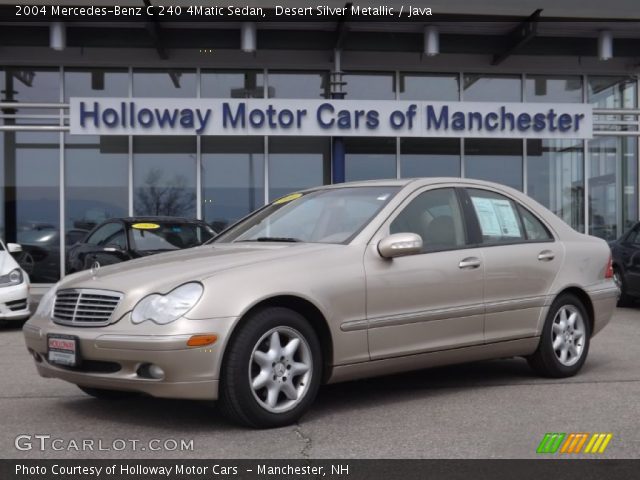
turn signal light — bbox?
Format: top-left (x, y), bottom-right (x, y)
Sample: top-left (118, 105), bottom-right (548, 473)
top-left (605, 254), bottom-right (614, 279)
top-left (187, 334), bottom-right (218, 347)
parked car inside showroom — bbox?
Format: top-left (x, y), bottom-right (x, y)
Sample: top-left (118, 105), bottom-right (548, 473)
top-left (0, 237), bottom-right (30, 324)
top-left (609, 221), bottom-right (640, 306)
top-left (66, 217), bottom-right (217, 273)
top-left (23, 178), bottom-right (618, 428)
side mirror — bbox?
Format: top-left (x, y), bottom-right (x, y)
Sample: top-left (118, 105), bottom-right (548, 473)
top-left (377, 233), bottom-right (423, 258)
top-left (7, 243), bottom-right (23, 253)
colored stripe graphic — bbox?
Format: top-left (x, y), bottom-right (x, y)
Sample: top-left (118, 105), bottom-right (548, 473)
top-left (538, 433), bottom-right (613, 454)
top-left (537, 433), bottom-right (566, 453)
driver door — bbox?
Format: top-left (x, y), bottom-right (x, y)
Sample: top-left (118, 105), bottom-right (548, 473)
top-left (364, 186), bottom-right (485, 360)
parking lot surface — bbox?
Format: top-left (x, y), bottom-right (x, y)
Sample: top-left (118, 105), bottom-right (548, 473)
top-left (1, 308), bottom-right (638, 459)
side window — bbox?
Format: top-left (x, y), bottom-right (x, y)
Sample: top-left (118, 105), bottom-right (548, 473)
top-left (86, 223), bottom-right (124, 247)
top-left (390, 188), bottom-right (466, 252)
top-left (518, 205), bottom-right (553, 241)
top-left (467, 189), bottom-right (525, 244)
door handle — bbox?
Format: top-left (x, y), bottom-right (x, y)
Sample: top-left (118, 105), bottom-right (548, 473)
top-left (103, 247), bottom-right (118, 252)
top-left (459, 257), bottom-right (481, 269)
top-left (538, 250), bottom-right (555, 261)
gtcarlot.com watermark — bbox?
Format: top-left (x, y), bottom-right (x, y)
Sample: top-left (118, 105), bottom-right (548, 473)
top-left (15, 434), bottom-right (194, 452)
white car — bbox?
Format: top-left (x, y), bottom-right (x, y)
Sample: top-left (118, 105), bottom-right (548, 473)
top-left (0, 238), bottom-right (30, 323)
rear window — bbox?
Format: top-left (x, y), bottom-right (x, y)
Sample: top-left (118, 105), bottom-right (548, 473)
top-left (130, 223), bottom-right (215, 252)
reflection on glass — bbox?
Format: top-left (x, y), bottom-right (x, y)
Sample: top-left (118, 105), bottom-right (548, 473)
top-left (525, 75), bottom-right (582, 103)
top-left (588, 137), bottom-right (637, 240)
top-left (65, 134), bottom-right (128, 241)
top-left (527, 139), bottom-right (584, 232)
top-left (64, 68), bottom-right (129, 102)
top-left (345, 138), bottom-right (397, 181)
top-left (343, 72), bottom-right (395, 100)
top-left (202, 137), bottom-right (264, 232)
top-left (133, 69), bottom-right (196, 97)
top-left (463, 74), bottom-right (521, 102)
top-left (399, 73), bottom-right (459, 101)
top-left (588, 76), bottom-right (637, 108)
top-left (269, 137), bottom-right (330, 201)
top-left (400, 138), bottom-right (460, 177)
top-left (11, 132), bottom-right (60, 283)
top-left (0, 68), bottom-right (60, 118)
top-left (133, 137), bottom-right (197, 218)
top-left (464, 139), bottom-right (523, 190)
top-left (201, 70), bottom-right (265, 98)
top-left (268, 71), bottom-right (329, 99)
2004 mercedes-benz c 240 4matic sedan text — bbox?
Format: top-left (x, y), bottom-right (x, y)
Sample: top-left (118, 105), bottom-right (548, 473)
top-left (23, 178), bottom-right (618, 428)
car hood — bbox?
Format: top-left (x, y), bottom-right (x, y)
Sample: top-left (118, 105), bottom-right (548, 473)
top-left (58, 242), bottom-right (336, 295)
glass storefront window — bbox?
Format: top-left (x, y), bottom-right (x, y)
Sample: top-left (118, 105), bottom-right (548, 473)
top-left (202, 136), bottom-right (264, 232)
top-left (201, 70), bottom-right (265, 98)
top-left (588, 76), bottom-right (637, 109)
top-left (527, 139), bottom-right (584, 232)
top-left (525, 75), bottom-right (583, 103)
top-left (268, 137), bottom-right (330, 200)
top-left (133, 69), bottom-right (196, 97)
top-left (64, 134), bottom-right (128, 237)
top-left (343, 72), bottom-right (395, 100)
top-left (0, 68), bottom-right (60, 118)
top-left (267, 71), bottom-right (330, 99)
top-left (463, 74), bottom-right (521, 102)
top-left (133, 137), bottom-right (197, 218)
top-left (464, 139), bottom-right (523, 191)
top-left (13, 132), bottom-right (60, 283)
top-left (399, 73), bottom-right (459, 101)
top-left (64, 68), bottom-right (129, 102)
top-left (345, 137), bottom-right (397, 181)
top-left (400, 138), bottom-right (460, 177)
top-left (588, 137), bottom-right (637, 240)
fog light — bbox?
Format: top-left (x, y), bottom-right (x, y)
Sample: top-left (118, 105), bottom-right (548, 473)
top-left (137, 363), bottom-right (165, 380)
top-left (30, 350), bottom-right (43, 363)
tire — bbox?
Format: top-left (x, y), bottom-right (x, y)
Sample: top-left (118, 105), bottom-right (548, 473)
top-left (613, 268), bottom-right (634, 307)
top-left (528, 293), bottom-right (591, 378)
top-left (78, 386), bottom-right (138, 400)
top-left (218, 307), bottom-right (322, 428)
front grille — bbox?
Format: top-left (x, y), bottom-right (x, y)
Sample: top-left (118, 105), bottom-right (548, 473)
top-left (53, 289), bottom-right (123, 327)
top-left (6, 299), bottom-right (28, 311)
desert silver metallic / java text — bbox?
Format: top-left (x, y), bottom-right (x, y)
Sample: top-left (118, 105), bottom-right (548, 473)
top-left (249, 327), bottom-right (312, 413)
top-left (552, 305), bottom-right (586, 367)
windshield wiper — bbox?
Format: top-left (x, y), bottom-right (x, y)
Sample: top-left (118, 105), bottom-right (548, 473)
top-left (239, 237), bottom-right (302, 243)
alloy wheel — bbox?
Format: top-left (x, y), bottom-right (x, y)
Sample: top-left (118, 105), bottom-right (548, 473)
top-left (248, 326), bottom-right (313, 413)
top-left (551, 305), bottom-right (586, 367)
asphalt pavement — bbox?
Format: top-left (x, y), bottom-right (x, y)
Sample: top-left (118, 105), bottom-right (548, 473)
top-left (1, 307), bottom-right (638, 459)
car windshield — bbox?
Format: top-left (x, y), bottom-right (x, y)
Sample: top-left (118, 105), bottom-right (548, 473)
top-left (130, 222), bottom-right (215, 252)
top-left (215, 186), bottom-right (400, 244)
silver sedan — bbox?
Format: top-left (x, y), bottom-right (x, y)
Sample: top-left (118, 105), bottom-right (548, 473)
top-left (24, 178), bottom-right (618, 428)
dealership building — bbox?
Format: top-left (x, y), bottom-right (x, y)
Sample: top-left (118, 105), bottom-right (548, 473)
top-left (1, 0), bottom-right (640, 288)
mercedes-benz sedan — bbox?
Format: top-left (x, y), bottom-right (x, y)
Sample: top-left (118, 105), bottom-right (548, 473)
top-left (23, 178), bottom-right (618, 428)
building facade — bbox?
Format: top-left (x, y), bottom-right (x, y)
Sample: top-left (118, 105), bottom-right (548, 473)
top-left (1, 2), bottom-right (640, 287)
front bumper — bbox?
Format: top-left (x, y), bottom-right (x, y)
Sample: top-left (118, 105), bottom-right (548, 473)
top-left (0, 282), bottom-right (30, 320)
top-left (23, 314), bottom-right (238, 400)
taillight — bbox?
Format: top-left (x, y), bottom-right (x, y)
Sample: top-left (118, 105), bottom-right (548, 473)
top-left (605, 254), bottom-right (614, 279)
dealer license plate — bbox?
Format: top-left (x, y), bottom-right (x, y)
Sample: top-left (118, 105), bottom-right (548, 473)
top-left (47, 334), bottom-right (78, 367)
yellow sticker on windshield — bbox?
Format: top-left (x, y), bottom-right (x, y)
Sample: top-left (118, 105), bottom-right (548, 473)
top-left (132, 223), bottom-right (160, 230)
top-left (273, 193), bottom-right (302, 205)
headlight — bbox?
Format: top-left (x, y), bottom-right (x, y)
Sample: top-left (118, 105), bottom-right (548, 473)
top-left (0, 268), bottom-right (23, 287)
top-left (36, 285), bottom-right (57, 318)
top-left (131, 283), bottom-right (203, 325)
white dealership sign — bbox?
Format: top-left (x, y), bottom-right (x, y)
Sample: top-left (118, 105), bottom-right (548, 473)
top-left (70, 98), bottom-right (593, 139)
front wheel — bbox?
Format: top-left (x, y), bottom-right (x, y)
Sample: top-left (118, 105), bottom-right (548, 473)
top-left (218, 307), bottom-right (322, 428)
top-left (527, 294), bottom-right (591, 378)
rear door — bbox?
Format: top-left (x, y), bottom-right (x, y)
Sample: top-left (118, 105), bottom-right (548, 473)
top-left (463, 188), bottom-right (562, 343)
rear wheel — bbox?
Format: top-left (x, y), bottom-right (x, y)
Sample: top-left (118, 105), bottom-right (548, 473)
top-left (613, 268), bottom-right (634, 307)
top-left (218, 307), bottom-right (322, 428)
top-left (528, 294), bottom-right (591, 378)
top-left (78, 386), bottom-right (138, 400)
